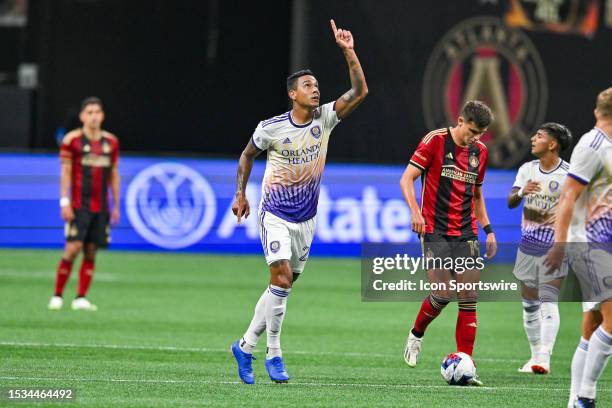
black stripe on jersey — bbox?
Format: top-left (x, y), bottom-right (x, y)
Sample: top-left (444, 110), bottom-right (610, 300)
top-left (460, 143), bottom-right (480, 236)
top-left (80, 136), bottom-right (92, 211)
top-left (433, 129), bottom-right (454, 234)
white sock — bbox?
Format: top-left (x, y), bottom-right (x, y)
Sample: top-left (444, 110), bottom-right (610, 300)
top-left (240, 288), bottom-right (268, 353)
top-left (568, 337), bottom-right (589, 408)
top-left (579, 326), bottom-right (612, 399)
top-left (539, 302), bottom-right (560, 356)
top-left (265, 285), bottom-right (291, 359)
top-left (522, 298), bottom-right (541, 358)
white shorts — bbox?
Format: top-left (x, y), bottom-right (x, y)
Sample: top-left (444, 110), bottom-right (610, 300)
top-left (258, 210), bottom-right (316, 274)
top-left (512, 248), bottom-right (568, 288)
top-left (568, 245), bottom-right (612, 305)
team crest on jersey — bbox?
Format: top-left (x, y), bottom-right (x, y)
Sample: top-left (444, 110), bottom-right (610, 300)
top-left (83, 144), bottom-right (91, 153)
top-left (310, 125), bottom-right (322, 139)
top-left (469, 154), bottom-right (479, 168)
top-left (270, 241), bottom-right (281, 253)
top-left (422, 17), bottom-right (547, 168)
top-left (549, 180), bottom-right (560, 192)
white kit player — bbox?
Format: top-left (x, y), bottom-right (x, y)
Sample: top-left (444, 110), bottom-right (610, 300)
top-left (229, 20), bottom-right (368, 384)
top-left (508, 123), bottom-right (572, 375)
top-left (544, 87), bottom-right (612, 408)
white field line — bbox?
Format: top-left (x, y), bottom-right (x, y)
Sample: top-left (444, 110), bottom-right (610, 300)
top-left (0, 341), bottom-right (522, 363)
top-left (0, 376), bottom-right (573, 392)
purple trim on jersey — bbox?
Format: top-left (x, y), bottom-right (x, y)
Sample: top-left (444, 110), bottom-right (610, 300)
top-left (288, 112), bottom-right (313, 128)
top-left (587, 213), bottom-right (612, 243)
top-left (261, 176), bottom-right (321, 223)
top-left (519, 227), bottom-right (554, 256)
top-left (568, 173), bottom-right (589, 185)
top-left (539, 159), bottom-right (566, 174)
top-left (262, 115), bottom-right (289, 128)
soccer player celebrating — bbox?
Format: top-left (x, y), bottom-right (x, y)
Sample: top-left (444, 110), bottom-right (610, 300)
top-left (229, 20), bottom-right (368, 384)
top-left (47, 97), bottom-right (120, 311)
top-left (399, 101), bottom-right (497, 385)
top-left (544, 88), bottom-right (612, 408)
top-left (507, 123), bottom-right (572, 374)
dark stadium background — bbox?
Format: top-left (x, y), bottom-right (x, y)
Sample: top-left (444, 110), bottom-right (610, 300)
top-left (1, 0), bottom-right (610, 164)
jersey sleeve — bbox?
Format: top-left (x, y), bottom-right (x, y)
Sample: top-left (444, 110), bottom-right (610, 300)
top-left (476, 147), bottom-right (488, 186)
top-left (568, 143), bottom-right (602, 185)
top-left (59, 134), bottom-right (75, 161)
top-left (321, 101), bottom-right (341, 131)
top-left (409, 136), bottom-right (436, 171)
top-left (111, 137), bottom-right (120, 166)
top-left (251, 123), bottom-right (272, 151)
top-left (512, 162), bottom-right (529, 189)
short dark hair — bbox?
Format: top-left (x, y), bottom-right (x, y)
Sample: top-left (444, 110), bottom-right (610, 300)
top-left (460, 100), bottom-right (493, 128)
top-left (539, 122), bottom-right (572, 152)
top-left (80, 96), bottom-right (103, 112)
top-left (286, 69), bottom-right (315, 92)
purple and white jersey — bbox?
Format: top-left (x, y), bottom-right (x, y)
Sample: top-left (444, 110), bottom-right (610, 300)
top-left (568, 127), bottom-right (612, 243)
top-left (251, 102), bottom-right (340, 223)
top-left (513, 159), bottom-right (569, 254)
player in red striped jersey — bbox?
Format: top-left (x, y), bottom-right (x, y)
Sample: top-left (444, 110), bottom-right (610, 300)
top-left (48, 97), bottom-right (120, 311)
top-left (399, 101), bottom-right (497, 384)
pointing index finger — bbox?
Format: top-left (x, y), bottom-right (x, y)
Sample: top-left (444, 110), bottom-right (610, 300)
top-left (330, 19), bottom-right (338, 34)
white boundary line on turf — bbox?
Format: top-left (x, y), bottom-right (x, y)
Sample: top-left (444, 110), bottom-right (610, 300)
top-left (0, 376), bottom-right (575, 392)
top-left (0, 341), bottom-right (523, 363)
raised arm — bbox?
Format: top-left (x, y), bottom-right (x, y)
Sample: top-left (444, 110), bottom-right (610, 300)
top-left (232, 141), bottom-right (263, 223)
top-left (330, 19), bottom-right (368, 120)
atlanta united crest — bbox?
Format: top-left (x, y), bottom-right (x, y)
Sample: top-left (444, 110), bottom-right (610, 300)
top-left (423, 17), bottom-right (548, 168)
top-left (469, 154), bottom-right (479, 168)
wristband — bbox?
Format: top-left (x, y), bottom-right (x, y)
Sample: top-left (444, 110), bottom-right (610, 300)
top-left (60, 197), bottom-right (70, 208)
top-left (517, 187), bottom-right (524, 198)
top-left (483, 224), bottom-right (494, 235)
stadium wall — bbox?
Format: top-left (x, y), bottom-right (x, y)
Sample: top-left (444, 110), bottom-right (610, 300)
top-left (0, 153), bottom-right (521, 261)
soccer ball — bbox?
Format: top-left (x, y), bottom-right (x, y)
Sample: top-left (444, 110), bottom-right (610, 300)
top-left (440, 352), bottom-right (476, 386)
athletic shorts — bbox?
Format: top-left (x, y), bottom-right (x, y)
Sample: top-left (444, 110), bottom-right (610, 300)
top-left (512, 248), bottom-right (568, 288)
top-left (568, 244), bottom-right (612, 305)
top-left (421, 232), bottom-right (480, 261)
top-left (65, 209), bottom-right (110, 247)
top-left (258, 210), bottom-right (316, 274)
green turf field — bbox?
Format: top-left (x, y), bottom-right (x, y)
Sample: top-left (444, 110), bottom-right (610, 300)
top-left (0, 249), bottom-right (609, 407)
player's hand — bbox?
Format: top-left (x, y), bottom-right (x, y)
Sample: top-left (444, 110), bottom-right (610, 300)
top-left (410, 210), bottom-right (426, 234)
top-left (111, 207), bottom-right (120, 225)
top-left (330, 19), bottom-right (354, 50)
top-left (61, 206), bottom-right (74, 222)
top-left (543, 242), bottom-right (566, 275)
top-left (522, 180), bottom-right (541, 195)
top-left (232, 192), bottom-right (250, 224)
top-left (485, 232), bottom-right (497, 260)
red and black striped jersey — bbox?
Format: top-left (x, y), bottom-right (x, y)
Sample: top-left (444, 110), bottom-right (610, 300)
top-left (409, 128), bottom-right (488, 236)
top-left (60, 129), bottom-right (119, 213)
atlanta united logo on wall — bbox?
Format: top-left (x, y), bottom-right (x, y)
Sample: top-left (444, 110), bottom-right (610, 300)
top-left (422, 17), bottom-right (548, 168)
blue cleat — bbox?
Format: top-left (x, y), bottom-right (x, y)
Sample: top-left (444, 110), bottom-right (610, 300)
top-left (231, 340), bottom-right (255, 384)
top-left (265, 356), bottom-right (290, 383)
top-left (576, 397), bottom-right (596, 408)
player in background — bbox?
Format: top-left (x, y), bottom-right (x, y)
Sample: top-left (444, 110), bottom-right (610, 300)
top-left (47, 97), bottom-right (120, 311)
top-left (229, 20), bottom-right (368, 384)
top-left (507, 123), bottom-right (572, 374)
top-left (400, 101), bottom-right (497, 385)
top-left (544, 88), bottom-right (612, 408)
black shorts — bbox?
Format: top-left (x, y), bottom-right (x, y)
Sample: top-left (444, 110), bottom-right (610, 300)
top-left (421, 231), bottom-right (480, 265)
top-left (65, 209), bottom-right (110, 247)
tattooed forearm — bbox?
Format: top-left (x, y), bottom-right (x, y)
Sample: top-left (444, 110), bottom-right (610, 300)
top-left (236, 150), bottom-right (256, 195)
top-left (343, 49), bottom-right (367, 101)
top-left (341, 89), bottom-right (357, 102)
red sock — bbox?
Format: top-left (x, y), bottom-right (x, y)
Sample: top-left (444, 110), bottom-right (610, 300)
top-left (77, 259), bottom-right (95, 297)
top-left (54, 258), bottom-right (74, 296)
top-left (456, 310), bottom-right (477, 355)
top-left (412, 296), bottom-right (446, 336)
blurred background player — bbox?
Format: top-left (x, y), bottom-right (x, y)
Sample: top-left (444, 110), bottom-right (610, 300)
top-left (400, 101), bottom-right (497, 385)
top-left (545, 88), bottom-right (612, 408)
top-left (229, 19), bottom-right (368, 384)
top-left (47, 97), bottom-right (120, 311)
top-left (507, 122), bottom-right (572, 375)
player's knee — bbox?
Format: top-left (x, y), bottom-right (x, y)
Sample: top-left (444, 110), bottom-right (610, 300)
top-left (432, 289), bottom-right (452, 300)
top-left (65, 242), bottom-right (82, 260)
top-left (538, 283), bottom-right (560, 303)
top-left (270, 260), bottom-right (292, 289)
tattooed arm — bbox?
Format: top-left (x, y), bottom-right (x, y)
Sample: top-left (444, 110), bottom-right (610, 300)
top-left (231, 141), bottom-right (262, 223)
top-left (330, 19), bottom-right (368, 120)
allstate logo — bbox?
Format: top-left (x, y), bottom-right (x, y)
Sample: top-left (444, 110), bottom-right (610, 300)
top-left (310, 125), bottom-right (322, 139)
top-left (126, 163), bottom-right (216, 249)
